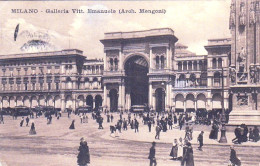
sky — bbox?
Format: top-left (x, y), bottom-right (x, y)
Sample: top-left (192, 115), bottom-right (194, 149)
top-left (0, 0), bottom-right (231, 59)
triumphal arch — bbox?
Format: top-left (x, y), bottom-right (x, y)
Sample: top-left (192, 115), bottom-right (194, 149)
top-left (100, 28), bottom-right (178, 112)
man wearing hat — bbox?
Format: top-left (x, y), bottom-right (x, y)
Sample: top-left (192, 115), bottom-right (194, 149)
top-left (148, 142), bottom-right (157, 166)
top-left (230, 146), bottom-right (241, 166)
top-left (197, 131), bottom-right (204, 151)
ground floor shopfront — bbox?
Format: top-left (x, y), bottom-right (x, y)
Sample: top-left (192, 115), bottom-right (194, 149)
top-left (0, 91), bottom-right (103, 111)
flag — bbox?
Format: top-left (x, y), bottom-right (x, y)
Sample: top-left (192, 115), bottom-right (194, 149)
top-left (14, 24), bottom-right (19, 41)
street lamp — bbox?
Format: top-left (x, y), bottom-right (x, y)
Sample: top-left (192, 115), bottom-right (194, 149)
top-left (219, 67), bottom-right (227, 143)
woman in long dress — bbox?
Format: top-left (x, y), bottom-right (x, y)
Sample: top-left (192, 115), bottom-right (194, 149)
top-left (170, 139), bottom-right (178, 160)
top-left (177, 137), bottom-right (184, 160)
top-left (182, 142), bottom-right (194, 166)
top-left (29, 122), bottom-right (36, 135)
top-left (69, 120), bottom-right (75, 129)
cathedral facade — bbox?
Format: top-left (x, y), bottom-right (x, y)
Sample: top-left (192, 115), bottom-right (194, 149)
top-left (228, 0), bottom-right (260, 125)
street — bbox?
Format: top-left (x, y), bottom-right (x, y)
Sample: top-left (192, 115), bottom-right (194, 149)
top-left (0, 113), bottom-right (260, 166)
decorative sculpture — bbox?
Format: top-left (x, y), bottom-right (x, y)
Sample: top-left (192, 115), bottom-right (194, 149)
top-left (229, 2), bottom-right (236, 29)
top-left (239, 2), bottom-right (246, 26)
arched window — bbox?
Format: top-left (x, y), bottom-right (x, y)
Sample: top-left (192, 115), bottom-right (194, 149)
top-left (200, 72), bottom-right (207, 86)
top-left (188, 61), bottom-right (192, 71)
top-left (183, 61), bottom-right (187, 71)
top-left (199, 61), bottom-right (203, 70)
top-left (203, 60), bottom-right (207, 70)
top-left (114, 58), bottom-right (118, 71)
top-left (213, 58), bottom-right (217, 69)
top-left (92, 66), bottom-right (95, 74)
top-left (66, 77), bottom-right (72, 89)
top-left (110, 58), bottom-right (113, 71)
top-left (93, 77), bottom-right (98, 89)
top-left (193, 61), bottom-right (197, 71)
top-left (178, 62), bottom-right (182, 71)
top-left (218, 58), bottom-right (222, 68)
top-left (161, 56), bottom-right (165, 69)
top-left (213, 72), bottom-right (221, 87)
top-left (179, 74), bottom-right (186, 87)
top-left (156, 56), bottom-right (159, 69)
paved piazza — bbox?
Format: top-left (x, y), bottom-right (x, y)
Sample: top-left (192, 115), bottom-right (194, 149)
top-left (0, 113), bottom-right (260, 166)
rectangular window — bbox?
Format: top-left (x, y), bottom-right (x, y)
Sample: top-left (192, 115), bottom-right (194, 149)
top-left (32, 83), bottom-right (35, 90)
top-left (25, 84), bottom-right (28, 91)
top-left (56, 83), bottom-right (59, 90)
top-left (40, 83), bottom-right (43, 90)
top-left (48, 83), bottom-right (51, 90)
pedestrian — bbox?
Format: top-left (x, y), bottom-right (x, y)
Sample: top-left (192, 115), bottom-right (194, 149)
top-left (232, 126), bottom-right (241, 144)
top-left (29, 122), bottom-right (36, 135)
top-left (170, 139), bottom-right (178, 160)
top-left (80, 115), bottom-right (83, 123)
top-left (0, 114), bottom-right (4, 124)
top-left (85, 115), bottom-right (88, 123)
top-left (77, 138), bottom-right (90, 166)
top-left (174, 113), bottom-right (177, 124)
top-left (177, 137), bottom-right (184, 160)
top-left (148, 142), bottom-right (157, 166)
top-left (182, 142), bottom-right (194, 166)
top-left (107, 114), bottom-right (110, 123)
top-left (168, 119), bottom-right (173, 130)
top-left (179, 118), bottom-right (183, 130)
top-left (69, 120), bottom-right (75, 129)
top-left (155, 124), bottom-right (161, 140)
top-left (148, 120), bottom-right (152, 132)
top-left (123, 118), bottom-right (127, 130)
top-left (253, 126), bottom-right (259, 142)
top-left (98, 117), bottom-right (104, 129)
top-left (111, 114), bottom-right (114, 122)
top-left (26, 116), bottom-right (30, 126)
top-left (197, 131), bottom-right (204, 151)
top-left (20, 117), bottom-right (24, 127)
top-left (229, 146), bottom-right (241, 166)
top-left (134, 119), bottom-right (139, 133)
top-left (130, 120), bottom-right (134, 129)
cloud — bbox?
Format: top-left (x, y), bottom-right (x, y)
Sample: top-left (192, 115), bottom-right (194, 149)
top-left (0, 1), bottom-right (232, 57)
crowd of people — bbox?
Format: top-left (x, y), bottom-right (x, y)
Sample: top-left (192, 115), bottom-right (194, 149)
top-left (1, 107), bottom-right (259, 166)
top-left (232, 124), bottom-right (260, 144)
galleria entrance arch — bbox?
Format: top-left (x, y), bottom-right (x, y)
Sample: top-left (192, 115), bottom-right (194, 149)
top-left (101, 28), bottom-right (178, 112)
top-left (125, 55), bottom-right (149, 110)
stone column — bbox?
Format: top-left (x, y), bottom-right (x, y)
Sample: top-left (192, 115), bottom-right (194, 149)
top-left (103, 84), bottom-right (107, 108)
top-left (166, 84), bottom-right (169, 109)
top-left (149, 83), bottom-right (153, 107)
top-left (119, 50), bottom-right (123, 70)
top-left (61, 94), bottom-right (65, 112)
top-left (93, 99), bottom-right (95, 109)
top-left (184, 99), bottom-right (186, 112)
top-left (118, 84), bottom-right (122, 111)
top-left (121, 83), bottom-right (125, 111)
top-left (149, 48), bottom-right (153, 69)
top-left (169, 83), bottom-right (173, 108)
top-left (195, 99), bottom-right (197, 111)
top-left (72, 94), bottom-right (76, 111)
top-left (152, 93), bottom-right (156, 111)
top-left (167, 47), bottom-right (170, 69)
top-left (107, 94), bottom-right (110, 111)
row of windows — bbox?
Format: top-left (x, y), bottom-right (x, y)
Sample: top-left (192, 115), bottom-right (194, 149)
top-left (177, 60), bottom-right (207, 71)
top-left (155, 56), bottom-right (165, 69)
top-left (2, 76), bottom-right (60, 84)
top-left (212, 58), bottom-right (223, 69)
top-left (0, 59), bottom-right (75, 67)
top-left (2, 83), bottom-right (60, 91)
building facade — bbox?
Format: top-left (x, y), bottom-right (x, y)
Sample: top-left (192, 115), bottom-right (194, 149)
top-left (0, 49), bottom-right (103, 111)
top-left (100, 28), bottom-right (231, 113)
top-left (228, 0), bottom-right (260, 125)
